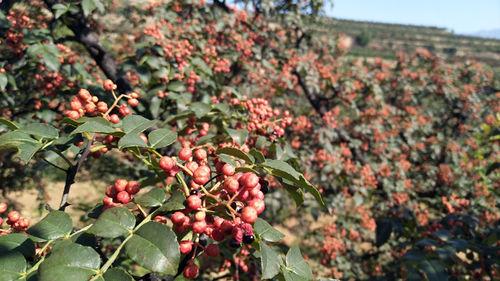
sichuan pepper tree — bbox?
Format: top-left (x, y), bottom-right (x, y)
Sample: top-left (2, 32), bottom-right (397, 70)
top-left (0, 0), bottom-right (499, 280)
top-left (0, 79), bottom-right (324, 280)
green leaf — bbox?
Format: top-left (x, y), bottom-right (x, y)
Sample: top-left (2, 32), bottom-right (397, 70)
top-left (0, 131), bottom-right (41, 162)
top-left (27, 44), bottom-right (60, 72)
top-left (249, 149), bottom-right (265, 163)
top-left (190, 57), bottom-right (212, 76)
top-left (420, 260), bottom-right (448, 281)
top-left (167, 81), bottom-right (185, 92)
top-left (103, 268), bottom-right (134, 281)
top-left (118, 133), bottom-right (148, 149)
top-left (120, 115), bottom-right (156, 135)
top-left (297, 176), bottom-right (325, 209)
top-left (135, 188), bottom-right (167, 207)
top-left (259, 242), bottom-right (281, 280)
top-left (124, 222), bottom-right (180, 275)
top-left (16, 142), bottom-right (43, 163)
top-left (148, 129), bottom-right (177, 149)
top-left (71, 118), bottom-right (115, 135)
top-left (0, 73), bottom-right (7, 91)
top-left (38, 242), bottom-right (100, 281)
top-left (88, 207), bottom-right (135, 238)
top-left (0, 118), bottom-right (19, 130)
top-left (226, 128), bottom-right (248, 146)
top-left (283, 246), bottom-right (312, 281)
top-left (93, 0), bottom-right (105, 13)
top-left (52, 22), bottom-right (75, 40)
top-left (0, 131), bottom-right (37, 149)
top-left (254, 219), bottom-right (284, 242)
top-left (213, 103), bottom-right (230, 115)
top-left (190, 102), bottom-right (211, 118)
top-left (52, 4), bottom-right (69, 19)
top-left (27, 211), bottom-right (72, 241)
top-left (158, 190), bottom-right (185, 212)
top-left (216, 147), bottom-right (254, 164)
top-left (0, 234), bottom-right (36, 258)
top-left (149, 96), bottom-right (162, 119)
top-left (283, 183), bottom-right (304, 207)
top-left (20, 123), bottom-right (58, 139)
top-left (262, 160), bottom-right (301, 181)
top-left (81, 0), bottom-right (103, 17)
top-left (0, 251), bottom-right (26, 281)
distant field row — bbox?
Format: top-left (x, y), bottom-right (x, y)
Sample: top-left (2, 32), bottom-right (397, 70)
top-left (307, 18), bottom-right (500, 70)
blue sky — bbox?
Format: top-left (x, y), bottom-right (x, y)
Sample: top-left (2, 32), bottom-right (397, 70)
top-left (325, 0), bottom-right (500, 34)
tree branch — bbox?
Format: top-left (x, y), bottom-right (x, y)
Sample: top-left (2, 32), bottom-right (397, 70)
top-left (59, 138), bottom-right (93, 211)
top-left (0, 0), bottom-right (15, 12)
top-left (293, 70), bottom-right (329, 117)
top-left (42, 0), bottom-right (132, 94)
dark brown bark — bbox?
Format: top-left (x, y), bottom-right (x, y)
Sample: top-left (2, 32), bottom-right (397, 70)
top-left (43, 0), bottom-right (132, 93)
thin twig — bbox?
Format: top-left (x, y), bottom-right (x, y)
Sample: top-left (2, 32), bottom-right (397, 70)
top-left (58, 137), bottom-right (94, 211)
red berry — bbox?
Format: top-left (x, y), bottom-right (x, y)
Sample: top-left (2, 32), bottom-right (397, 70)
top-left (126, 181), bottom-right (140, 195)
top-left (116, 191), bottom-right (131, 204)
top-left (97, 101), bottom-right (108, 113)
top-left (70, 98), bottom-right (82, 110)
top-left (241, 206), bottom-right (258, 224)
top-left (7, 211), bottom-right (20, 223)
top-left (109, 114), bottom-right (120, 124)
top-left (154, 215), bottom-right (168, 224)
top-left (159, 156), bottom-right (176, 171)
top-left (0, 202), bottom-right (7, 213)
top-left (103, 79), bottom-right (116, 91)
top-left (241, 172), bottom-right (259, 189)
top-left (186, 195), bottom-right (202, 210)
top-left (194, 165), bottom-right (211, 178)
top-left (222, 164), bottom-right (235, 176)
top-left (211, 229), bottom-right (225, 241)
top-left (237, 190), bottom-right (250, 201)
top-left (78, 89), bottom-right (91, 101)
top-left (119, 104), bottom-right (131, 116)
top-left (193, 149), bottom-right (207, 161)
top-left (179, 148), bottom-right (192, 161)
top-left (220, 220), bottom-right (234, 234)
top-left (66, 110), bottom-right (80, 120)
top-left (179, 240), bottom-right (193, 254)
top-left (192, 220), bottom-right (207, 233)
top-left (186, 161), bottom-right (199, 173)
top-left (103, 196), bottom-right (116, 208)
top-left (171, 211), bottom-right (186, 224)
top-left (183, 262), bottom-right (199, 279)
top-left (84, 103), bottom-right (96, 113)
top-left (105, 186), bottom-right (116, 197)
top-left (114, 179), bottom-right (128, 192)
top-left (205, 244), bottom-right (220, 257)
top-left (250, 199), bottom-right (266, 214)
top-left (194, 211), bottom-right (206, 221)
top-left (128, 98), bottom-right (139, 107)
top-left (18, 218), bottom-right (29, 229)
top-left (223, 177), bottom-right (240, 193)
top-left (250, 189), bottom-right (264, 199)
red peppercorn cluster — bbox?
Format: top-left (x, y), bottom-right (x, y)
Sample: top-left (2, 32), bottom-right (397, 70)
top-left (64, 89), bottom-right (108, 120)
top-left (103, 179), bottom-right (141, 208)
top-left (0, 202), bottom-right (30, 233)
top-left (64, 81), bottom-right (140, 122)
top-left (156, 146), bottom-right (269, 277)
top-left (243, 98), bottom-right (293, 138)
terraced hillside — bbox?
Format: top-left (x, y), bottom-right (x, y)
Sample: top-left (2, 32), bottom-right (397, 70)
top-left (310, 17), bottom-right (500, 72)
